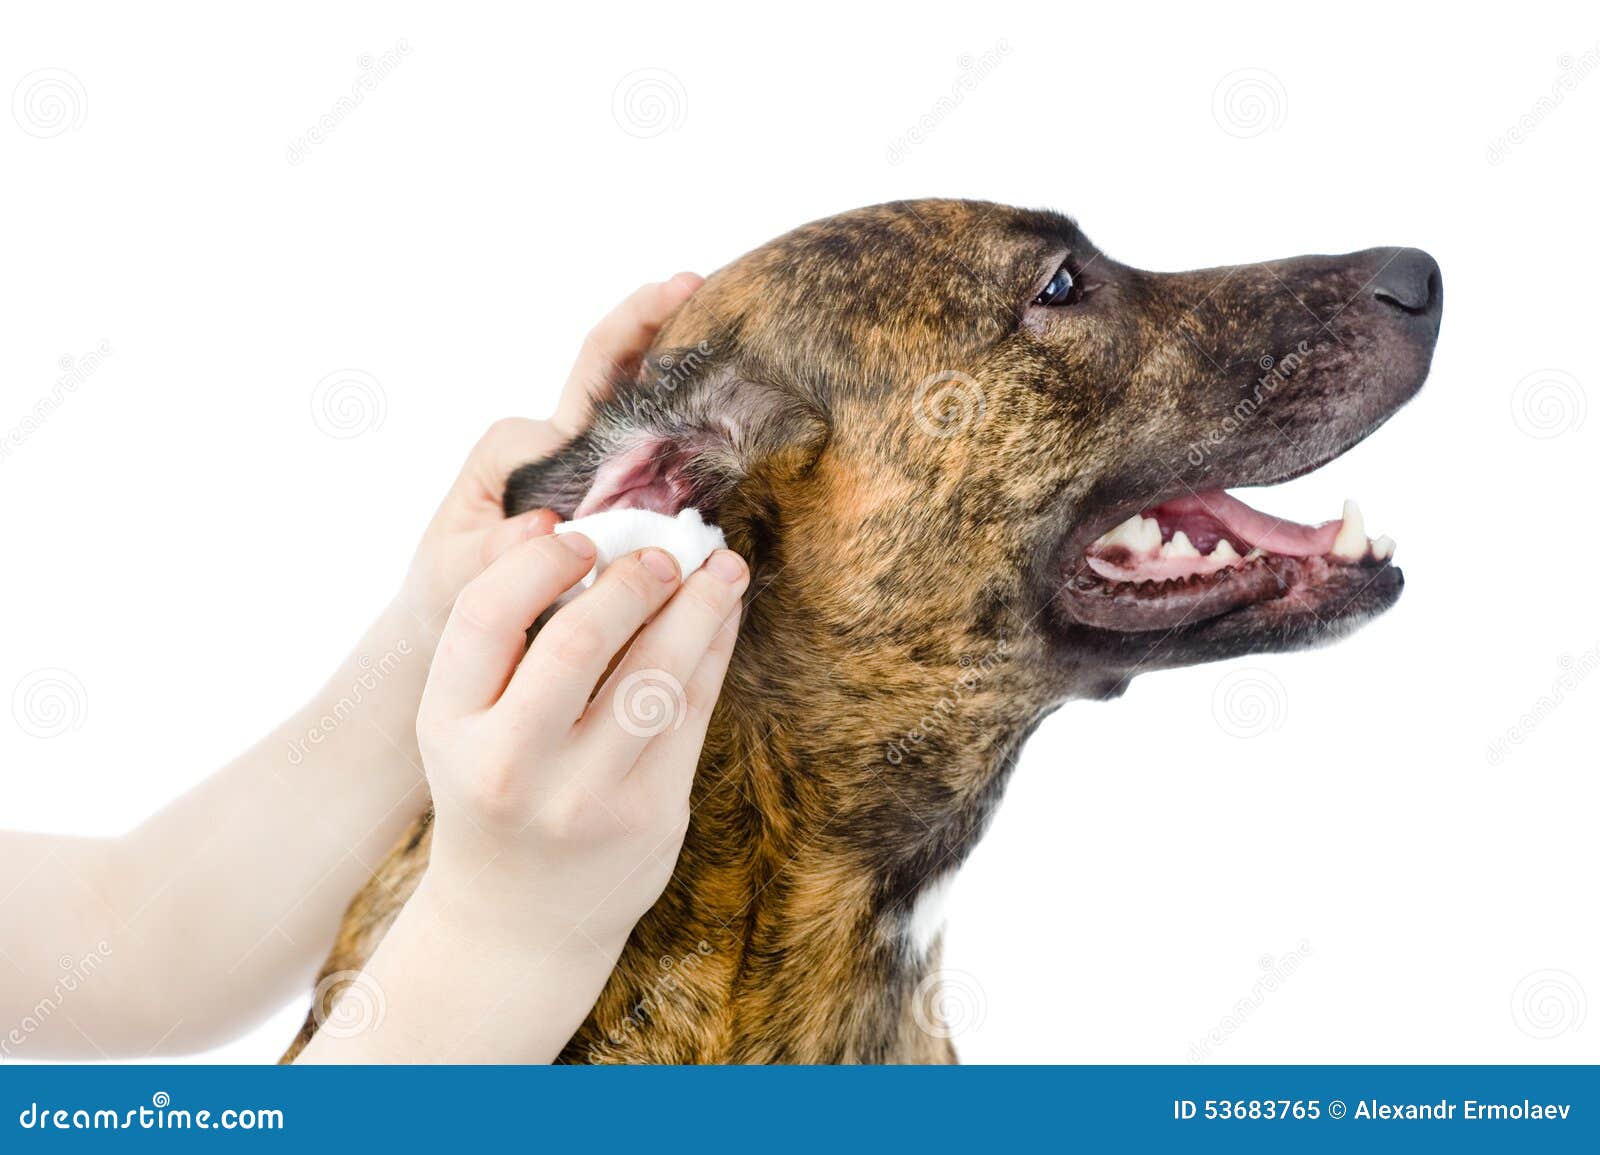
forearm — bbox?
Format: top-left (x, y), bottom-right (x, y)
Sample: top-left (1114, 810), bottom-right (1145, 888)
top-left (0, 598), bottom-right (437, 1058)
top-left (113, 597), bottom-right (440, 1049)
top-left (2, 284), bottom-right (709, 1060)
top-left (294, 871), bottom-right (620, 1063)
top-left (294, 528), bottom-right (745, 1063)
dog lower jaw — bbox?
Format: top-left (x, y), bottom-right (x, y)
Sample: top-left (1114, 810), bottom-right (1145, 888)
top-left (1061, 552), bottom-right (1401, 634)
top-left (1052, 560), bottom-right (1403, 673)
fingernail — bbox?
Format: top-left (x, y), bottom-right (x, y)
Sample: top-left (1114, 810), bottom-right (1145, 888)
top-left (705, 550), bottom-right (747, 585)
top-left (557, 532), bottom-right (595, 559)
top-left (640, 549), bottom-right (679, 582)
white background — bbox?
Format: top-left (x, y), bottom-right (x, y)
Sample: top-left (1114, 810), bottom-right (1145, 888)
top-left (3, 1), bottom-right (1595, 1063)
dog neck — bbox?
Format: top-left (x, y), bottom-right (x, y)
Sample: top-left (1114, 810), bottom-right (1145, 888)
top-left (564, 605), bottom-right (1043, 1063)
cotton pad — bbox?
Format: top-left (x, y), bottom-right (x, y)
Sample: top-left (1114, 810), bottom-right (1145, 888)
top-left (552, 507), bottom-right (727, 595)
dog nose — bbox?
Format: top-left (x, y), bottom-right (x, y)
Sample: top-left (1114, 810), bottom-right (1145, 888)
top-left (1371, 248), bottom-right (1441, 318)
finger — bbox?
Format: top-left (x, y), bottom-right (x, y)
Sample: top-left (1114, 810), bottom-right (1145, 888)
top-left (629, 592), bottom-right (742, 807)
top-left (577, 550), bottom-right (748, 772)
top-left (501, 548), bottom-right (684, 728)
top-left (552, 273), bottom-right (703, 436)
top-left (478, 507), bottom-right (558, 572)
top-left (424, 533), bottom-right (597, 719)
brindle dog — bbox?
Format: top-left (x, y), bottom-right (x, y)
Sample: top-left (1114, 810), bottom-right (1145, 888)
top-left (283, 199), bottom-right (1441, 1063)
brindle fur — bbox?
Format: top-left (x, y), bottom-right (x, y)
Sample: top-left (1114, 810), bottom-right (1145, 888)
top-left (282, 200), bottom-right (1438, 1063)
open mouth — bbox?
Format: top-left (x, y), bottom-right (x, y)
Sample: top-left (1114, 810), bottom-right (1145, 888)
top-left (1060, 488), bottom-right (1399, 634)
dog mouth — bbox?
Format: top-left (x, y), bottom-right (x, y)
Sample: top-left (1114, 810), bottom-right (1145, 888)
top-left (1059, 487), bottom-right (1399, 634)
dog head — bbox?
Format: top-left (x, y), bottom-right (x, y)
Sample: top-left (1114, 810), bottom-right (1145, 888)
top-left (508, 200), bottom-right (1440, 716)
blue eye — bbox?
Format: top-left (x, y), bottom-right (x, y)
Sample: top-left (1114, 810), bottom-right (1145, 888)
top-left (1033, 263), bottom-right (1076, 307)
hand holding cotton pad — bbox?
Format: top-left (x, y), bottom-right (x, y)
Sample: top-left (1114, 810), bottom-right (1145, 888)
top-left (552, 508), bottom-right (727, 594)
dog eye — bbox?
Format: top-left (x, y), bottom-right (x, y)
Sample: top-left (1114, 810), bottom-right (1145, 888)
top-left (1032, 262), bottom-right (1076, 307)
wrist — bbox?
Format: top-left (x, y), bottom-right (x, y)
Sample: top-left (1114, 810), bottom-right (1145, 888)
top-left (382, 583), bottom-right (448, 657)
top-left (412, 855), bottom-right (633, 964)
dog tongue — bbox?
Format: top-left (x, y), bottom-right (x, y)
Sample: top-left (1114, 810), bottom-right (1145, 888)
top-left (1155, 490), bottom-right (1340, 557)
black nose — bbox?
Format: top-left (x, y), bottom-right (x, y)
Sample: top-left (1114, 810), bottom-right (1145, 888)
top-left (1372, 248), bottom-right (1441, 318)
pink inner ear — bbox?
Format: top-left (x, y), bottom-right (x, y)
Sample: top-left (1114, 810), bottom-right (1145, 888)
top-left (573, 439), bottom-right (695, 518)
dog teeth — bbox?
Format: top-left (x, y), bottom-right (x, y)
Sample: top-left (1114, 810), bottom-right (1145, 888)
top-left (1330, 499), bottom-right (1367, 560)
top-left (1161, 530), bottom-right (1200, 559)
top-left (1095, 514), bottom-right (1162, 554)
top-left (1090, 501), bottom-right (1397, 571)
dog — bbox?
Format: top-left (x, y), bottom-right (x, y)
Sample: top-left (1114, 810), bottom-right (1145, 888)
top-left (282, 199), bottom-right (1441, 1063)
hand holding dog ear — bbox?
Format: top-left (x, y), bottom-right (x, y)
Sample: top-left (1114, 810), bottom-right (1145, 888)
top-left (295, 532), bottom-right (743, 1063)
top-left (400, 273), bottom-right (705, 628)
top-left (416, 531), bottom-right (747, 951)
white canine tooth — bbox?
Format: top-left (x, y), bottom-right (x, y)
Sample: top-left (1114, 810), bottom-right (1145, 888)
top-left (1093, 516), bottom-right (1141, 550)
top-left (1331, 499), bottom-right (1368, 560)
top-left (1163, 530), bottom-right (1200, 559)
top-left (1372, 534), bottom-right (1396, 561)
top-left (1095, 514), bottom-right (1162, 554)
top-left (1211, 538), bottom-right (1240, 563)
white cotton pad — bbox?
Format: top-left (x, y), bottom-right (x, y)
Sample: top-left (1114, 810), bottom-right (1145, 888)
top-left (552, 507), bottom-right (727, 595)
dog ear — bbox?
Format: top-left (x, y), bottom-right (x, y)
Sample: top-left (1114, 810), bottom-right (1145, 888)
top-left (503, 348), bottom-right (828, 532)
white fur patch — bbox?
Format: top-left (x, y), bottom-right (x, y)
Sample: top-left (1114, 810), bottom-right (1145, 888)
top-left (553, 507), bottom-right (726, 597)
top-left (904, 872), bottom-right (957, 960)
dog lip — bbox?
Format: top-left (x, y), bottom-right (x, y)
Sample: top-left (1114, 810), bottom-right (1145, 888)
top-left (1051, 433), bottom-right (1403, 635)
top-left (1057, 543), bottom-right (1401, 634)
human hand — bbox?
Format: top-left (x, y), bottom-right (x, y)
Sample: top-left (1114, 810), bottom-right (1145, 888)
top-left (399, 272), bottom-right (705, 630)
top-left (415, 530), bottom-right (748, 954)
